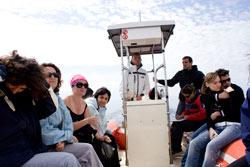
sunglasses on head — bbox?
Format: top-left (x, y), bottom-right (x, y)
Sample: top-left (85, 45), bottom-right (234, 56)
top-left (220, 78), bottom-right (231, 83)
top-left (73, 82), bottom-right (88, 89)
top-left (47, 72), bottom-right (59, 78)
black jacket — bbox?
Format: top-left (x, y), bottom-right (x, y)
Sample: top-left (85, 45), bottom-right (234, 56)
top-left (158, 65), bottom-right (204, 90)
top-left (201, 84), bottom-right (245, 130)
top-left (0, 83), bottom-right (56, 167)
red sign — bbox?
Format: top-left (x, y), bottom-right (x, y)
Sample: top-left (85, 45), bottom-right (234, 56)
top-left (122, 29), bottom-right (128, 40)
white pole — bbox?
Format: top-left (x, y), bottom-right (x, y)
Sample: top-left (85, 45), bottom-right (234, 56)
top-left (120, 33), bottom-right (129, 166)
top-left (138, 0), bottom-right (142, 22)
top-left (161, 32), bottom-right (173, 164)
top-left (151, 47), bottom-right (158, 100)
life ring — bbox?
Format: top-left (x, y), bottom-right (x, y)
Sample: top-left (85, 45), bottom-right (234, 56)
top-left (112, 127), bottom-right (126, 150)
top-left (216, 139), bottom-right (246, 167)
top-left (107, 120), bottom-right (126, 150)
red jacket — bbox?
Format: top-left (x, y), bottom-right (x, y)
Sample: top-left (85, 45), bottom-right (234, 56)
top-left (182, 92), bottom-right (206, 121)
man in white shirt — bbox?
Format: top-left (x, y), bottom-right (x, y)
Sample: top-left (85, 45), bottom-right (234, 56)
top-left (120, 53), bottom-right (150, 101)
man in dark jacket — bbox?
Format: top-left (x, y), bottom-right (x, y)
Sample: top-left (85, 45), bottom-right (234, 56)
top-left (158, 56), bottom-right (205, 115)
top-left (216, 68), bottom-right (245, 123)
top-left (159, 56), bottom-right (204, 89)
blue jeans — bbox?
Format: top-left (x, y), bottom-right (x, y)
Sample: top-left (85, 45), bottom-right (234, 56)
top-left (185, 123), bottom-right (241, 167)
top-left (181, 123), bottom-right (207, 167)
top-left (22, 152), bottom-right (81, 167)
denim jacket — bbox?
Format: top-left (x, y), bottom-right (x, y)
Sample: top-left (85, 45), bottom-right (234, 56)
top-left (40, 94), bottom-right (73, 145)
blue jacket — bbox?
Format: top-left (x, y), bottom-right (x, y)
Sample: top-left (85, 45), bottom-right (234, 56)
top-left (40, 94), bottom-right (73, 145)
top-left (85, 97), bottom-right (108, 136)
top-left (241, 88), bottom-right (250, 165)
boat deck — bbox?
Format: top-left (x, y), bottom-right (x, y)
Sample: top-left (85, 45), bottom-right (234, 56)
top-left (118, 132), bottom-right (189, 167)
top-left (119, 150), bottom-right (184, 167)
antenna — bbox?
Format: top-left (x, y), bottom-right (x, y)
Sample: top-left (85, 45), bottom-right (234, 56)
top-left (138, 0), bottom-right (142, 22)
top-left (139, 10), bottom-right (141, 22)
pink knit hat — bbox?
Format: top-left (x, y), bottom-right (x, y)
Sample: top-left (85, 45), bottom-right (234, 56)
top-left (70, 74), bottom-right (88, 86)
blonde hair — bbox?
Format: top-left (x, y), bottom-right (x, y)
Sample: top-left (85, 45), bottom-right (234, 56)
top-left (201, 72), bottom-right (219, 94)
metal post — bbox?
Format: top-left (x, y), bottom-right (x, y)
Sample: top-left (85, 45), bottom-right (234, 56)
top-left (161, 32), bottom-right (173, 164)
top-left (151, 48), bottom-right (158, 100)
top-left (126, 47), bottom-right (134, 101)
top-left (120, 33), bottom-right (129, 166)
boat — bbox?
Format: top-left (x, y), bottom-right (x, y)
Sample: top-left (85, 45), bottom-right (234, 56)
top-left (107, 20), bottom-right (246, 167)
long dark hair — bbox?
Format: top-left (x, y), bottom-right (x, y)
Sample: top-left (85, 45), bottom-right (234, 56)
top-left (1, 55), bottom-right (49, 99)
top-left (93, 87), bottom-right (111, 102)
top-left (41, 63), bottom-right (62, 93)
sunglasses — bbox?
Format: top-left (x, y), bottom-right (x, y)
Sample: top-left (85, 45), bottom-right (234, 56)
top-left (73, 82), bottom-right (88, 89)
top-left (47, 72), bottom-right (59, 78)
top-left (220, 78), bottom-right (231, 83)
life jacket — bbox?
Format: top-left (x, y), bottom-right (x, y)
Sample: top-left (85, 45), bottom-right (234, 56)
top-left (216, 139), bottom-right (246, 167)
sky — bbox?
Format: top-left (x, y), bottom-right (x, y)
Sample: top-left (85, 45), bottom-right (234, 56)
top-left (0, 0), bottom-right (250, 122)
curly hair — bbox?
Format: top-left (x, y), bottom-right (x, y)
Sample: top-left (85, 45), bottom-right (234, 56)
top-left (41, 63), bottom-right (62, 93)
top-left (1, 55), bottom-right (49, 99)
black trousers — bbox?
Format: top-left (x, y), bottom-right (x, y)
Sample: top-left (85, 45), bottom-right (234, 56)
top-left (77, 133), bottom-right (120, 167)
top-left (171, 120), bottom-right (205, 153)
top-left (92, 133), bottom-right (120, 167)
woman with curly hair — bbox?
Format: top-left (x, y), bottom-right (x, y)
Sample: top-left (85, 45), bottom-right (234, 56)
top-left (0, 55), bottom-right (81, 167)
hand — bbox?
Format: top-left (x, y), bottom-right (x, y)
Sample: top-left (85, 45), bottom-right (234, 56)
top-left (96, 134), bottom-right (111, 143)
top-left (72, 136), bottom-right (78, 143)
top-left (175, 114), bottom-right (184, 120)
top-left (103, 135), bottom-right (112, 143)
top-left (55, 141), bottom-right (65, 152)
top-left (126, 97), bottom-right (132, 101)
top-left (136, 96), bottom-right (142, 101)
top-left (209, 128), bottom-right (218, 140)
top-left (211, 111), bottom-right (221, 120)
top-left (87, 116), bottom-right (98, 125)
top-left (219, 91), bottom-right (230, 99)
top-left (224, 86), bottom-right (234, 93)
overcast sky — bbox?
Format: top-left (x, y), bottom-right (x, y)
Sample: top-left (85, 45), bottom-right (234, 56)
top-left (0, 0), bottom-right (250, 121)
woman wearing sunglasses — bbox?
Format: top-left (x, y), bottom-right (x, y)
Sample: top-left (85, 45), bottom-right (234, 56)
top-left (64, 75), bottom-right (115, 166)
top-left (40, 64), bottom-right (103, 167)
